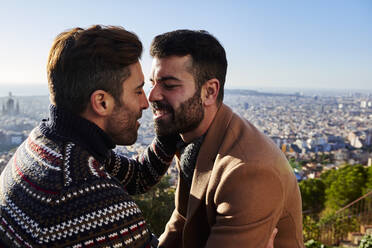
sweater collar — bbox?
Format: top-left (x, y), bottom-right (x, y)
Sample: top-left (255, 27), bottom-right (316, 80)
top-left (178, 134), bottom-right (206, 189)
top-left (39, 105), bottom-right (115, 162)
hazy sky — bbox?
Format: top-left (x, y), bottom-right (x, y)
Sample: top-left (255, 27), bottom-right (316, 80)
top-left (0, 0), bottom-right (371, 92)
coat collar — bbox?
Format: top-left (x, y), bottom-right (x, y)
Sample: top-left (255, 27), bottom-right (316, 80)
top-left (186, 103), bottom-right (234, 218)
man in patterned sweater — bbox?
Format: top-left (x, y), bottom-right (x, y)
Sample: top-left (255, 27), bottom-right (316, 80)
top-left (0, 25), bottom-right (178, 247)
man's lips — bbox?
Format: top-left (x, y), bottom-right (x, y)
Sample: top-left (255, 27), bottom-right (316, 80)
top-left (151, 101), bottom-right (173, 120)
top-left (153, 109), bottom-right (170, 119)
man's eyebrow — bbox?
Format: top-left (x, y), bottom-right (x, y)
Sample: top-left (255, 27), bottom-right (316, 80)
top-left (151, 76), bottom-right (181, 82)
top-left (135, 82), bottom-right (145, 89)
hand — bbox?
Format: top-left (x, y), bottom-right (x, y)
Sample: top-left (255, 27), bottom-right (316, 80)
top-left (266, 228), bottom-right (278, 248)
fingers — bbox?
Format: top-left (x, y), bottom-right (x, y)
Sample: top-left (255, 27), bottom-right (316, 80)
top-left (266, 228), bottom-right (278, 248)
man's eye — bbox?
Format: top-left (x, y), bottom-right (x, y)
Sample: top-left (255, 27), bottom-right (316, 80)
top-left (163, 84), bottom-right (177, 89)
top-left (136, 91), bottom-right (143, 95)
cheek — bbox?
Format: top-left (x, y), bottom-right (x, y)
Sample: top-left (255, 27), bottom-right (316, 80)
top-left (165, 95), bottom-right (184, 109)
top-left (125, 103), bottom-right (137, 114)
top-left (131, 100), bottom-right (142, 114)
top-left (123, 97), bottom-right (139, 111)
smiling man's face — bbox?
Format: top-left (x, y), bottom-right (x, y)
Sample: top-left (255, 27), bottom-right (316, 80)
top-left (148, 55), bottom-right (204, 137)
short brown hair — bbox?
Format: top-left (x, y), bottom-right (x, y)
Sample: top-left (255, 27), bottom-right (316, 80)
top-left (47, 25), bottom-right (142, 114)
top-left (150, 30), bottom-right (227, 103)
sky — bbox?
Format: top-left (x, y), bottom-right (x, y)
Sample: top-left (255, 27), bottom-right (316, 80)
top-left (0, 0), bottom-right (371, 96)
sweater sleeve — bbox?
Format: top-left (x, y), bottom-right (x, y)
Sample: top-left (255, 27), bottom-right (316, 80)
top-left (106, 134), bottom-right (180, 194)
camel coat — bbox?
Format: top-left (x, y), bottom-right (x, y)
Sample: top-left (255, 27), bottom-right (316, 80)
top-left (159, 104), bottom-right (304, 248)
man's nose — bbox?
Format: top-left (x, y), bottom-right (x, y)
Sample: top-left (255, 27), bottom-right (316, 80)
top-left (148, 84), bottom-right (163, 103)
top-left (141, 91), bottom-right (149, 110)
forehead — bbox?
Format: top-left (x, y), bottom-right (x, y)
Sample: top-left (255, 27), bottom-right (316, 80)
top-left (124, 62), bottom-right (144, 87)
top-left (151, 55), bottom-right (193, 76)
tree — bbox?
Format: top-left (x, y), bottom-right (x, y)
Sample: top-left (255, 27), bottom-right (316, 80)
top-left (133, 175), bottom-right (175, 236)
top-left (289, 157), bottom-right (302, 171)
top-left (300, 179), bottom-right (326, 213)
top-left (324, 164), bottom-right (367, 211)
top-left (319, 153), bottom-right (331, 165)
top-left (320, 169), bottom-right (337, 188)
top-left (363, 166), bottom-right (372, 194)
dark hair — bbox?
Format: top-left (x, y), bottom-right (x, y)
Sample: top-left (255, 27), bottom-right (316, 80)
top-left (150, 30), bottom-right (227, 102)
top-left (47, 25), bottom-right (142, 114)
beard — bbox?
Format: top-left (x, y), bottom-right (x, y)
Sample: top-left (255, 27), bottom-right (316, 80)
top-left (151, 89), bottom-right (204, 137)
top-left (106, 102), bottom-right (141, 146)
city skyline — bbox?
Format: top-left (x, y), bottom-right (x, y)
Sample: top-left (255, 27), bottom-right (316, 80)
top-left (0, 0), bottom-right (371, 92)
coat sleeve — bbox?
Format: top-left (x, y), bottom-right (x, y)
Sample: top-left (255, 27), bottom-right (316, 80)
top-left (106, 135), bottom-right (179, 194)
top-left (205, 162), bottom-right (284, 248)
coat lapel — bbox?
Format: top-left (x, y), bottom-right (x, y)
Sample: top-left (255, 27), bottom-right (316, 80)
top-left (186, 104), bottom-right (234, 219)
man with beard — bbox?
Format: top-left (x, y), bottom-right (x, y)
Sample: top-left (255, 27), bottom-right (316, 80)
top-left (148, 30), bottom-right (304, 248)
top-left (0, 25), bottom-right (179, 248)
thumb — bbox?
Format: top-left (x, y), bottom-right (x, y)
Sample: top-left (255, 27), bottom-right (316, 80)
top-left (266, 228), bottom-right (278, 248)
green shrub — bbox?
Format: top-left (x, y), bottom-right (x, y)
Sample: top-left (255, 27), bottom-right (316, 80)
top-left (303, 215), bottom-right (320, 241)
top-left (133, 176), bottom-right (175, 236)
top-left (318, 210), bottom-right (359, 243)
top-left (359, 234), bottom-right (372, 248)
top-left (304, 239), bottom-right (330, 248)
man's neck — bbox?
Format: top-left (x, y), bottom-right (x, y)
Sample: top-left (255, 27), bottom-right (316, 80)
top-left (80, 106), bottom-right (106, 131)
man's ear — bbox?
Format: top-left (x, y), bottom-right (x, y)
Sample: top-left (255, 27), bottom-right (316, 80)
top-left (202, 78), bottom-right (220, 106)
top-left (89, 90), bottom-right (115, 116)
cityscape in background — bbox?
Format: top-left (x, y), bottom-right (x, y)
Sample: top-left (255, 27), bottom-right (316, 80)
top-left (0, 88), bottom-right (371, 185)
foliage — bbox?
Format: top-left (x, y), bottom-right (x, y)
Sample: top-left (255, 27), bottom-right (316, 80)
top-left (302, 164), bottom-right (372, 246)
top-left (324, 164), bottom-right (367, 211)
top-left (304, 239), bottom-right (330, 248)
top-left (303, 211), bottom-right (359, 246)
top-left (303, 215), bottom-right (320, 241)
top-left (319, 169), bottom-right (338, 188)
top-left (133, 175), bottom-right (175, 236)
top-left (289, 157), bottom-right (302, 171)
top-left (363, 166), bottom-right (372, 194)
top-left (319, 211), bottom-right (359, 243)
top-left (359, 234), bottom-right (372, 248)
top-left (300, 179), bottom-right (326, 213)
top-left (319, 153), bottom-right (332, 165)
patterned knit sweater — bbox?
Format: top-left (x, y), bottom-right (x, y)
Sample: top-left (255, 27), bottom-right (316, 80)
top-left (0, 105), bottom-right (178, 248)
